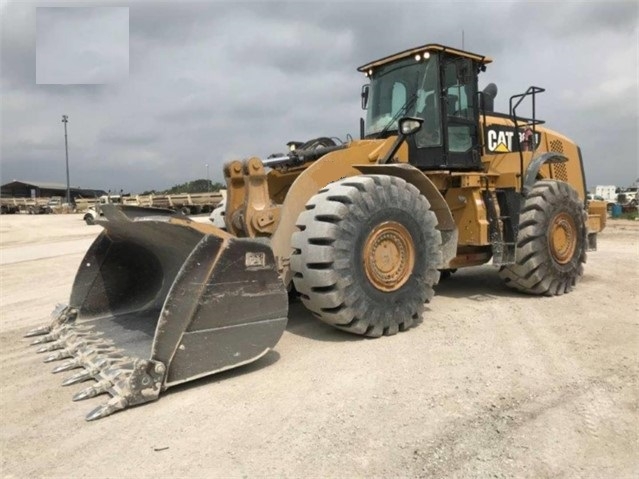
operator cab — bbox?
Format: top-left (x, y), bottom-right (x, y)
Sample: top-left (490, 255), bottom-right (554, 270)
top-left (359, 44), bottom-right (492, 171)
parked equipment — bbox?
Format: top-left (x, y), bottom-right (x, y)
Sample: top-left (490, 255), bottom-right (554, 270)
top-left (27, 43), bottom-right (606, 420)
top-left (83, 195), bottom-right (123, 225)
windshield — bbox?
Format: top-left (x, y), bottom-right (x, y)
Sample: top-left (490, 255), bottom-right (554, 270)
top-left (365, 55), bottom-right (440, 140)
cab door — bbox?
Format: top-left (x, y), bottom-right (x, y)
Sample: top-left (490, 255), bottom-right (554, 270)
top-left (408, 54), bottom-right (482, 171)
top-left (441, 55), bottom-right (482, 170)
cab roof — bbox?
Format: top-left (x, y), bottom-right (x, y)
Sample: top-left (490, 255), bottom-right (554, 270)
top-left (357, 43), bottom-right (493, 72)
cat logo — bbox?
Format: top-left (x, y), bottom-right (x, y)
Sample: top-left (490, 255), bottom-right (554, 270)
top-left (485, 125), bottom-right (541, 154)
top-left (490, 131), bottom-right (513, 152)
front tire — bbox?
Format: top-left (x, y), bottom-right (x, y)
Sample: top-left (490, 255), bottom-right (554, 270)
top-left (499, 180), bottom-right (587, 295)
top-left (290, 175), bottom-right (442, 337)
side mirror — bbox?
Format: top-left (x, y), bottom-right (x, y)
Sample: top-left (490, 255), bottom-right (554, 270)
top-left (361, 84), bottom-right (369, 110)
top-left (379, 117), bottom-right (425, 165)
top-left (398, 117), bottom-right (423, 136)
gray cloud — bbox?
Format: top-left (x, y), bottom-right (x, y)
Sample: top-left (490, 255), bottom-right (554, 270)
top-left (1, 2), bottom-right (37, 87)
top-left (1, 0), bottom-right (637, 193)
top-left (36, 6), bottom-right (129, 84)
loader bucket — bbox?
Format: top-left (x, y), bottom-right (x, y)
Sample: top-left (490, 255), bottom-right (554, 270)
top-left (26, 205), bottom-right (288, 420)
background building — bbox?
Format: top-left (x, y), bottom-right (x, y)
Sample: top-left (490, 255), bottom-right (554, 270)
top-left (0, 180), bottom-right (106, 201)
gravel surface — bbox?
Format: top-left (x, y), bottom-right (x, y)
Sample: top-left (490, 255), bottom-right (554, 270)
top-left (0, 214), bottom-right (637, 478)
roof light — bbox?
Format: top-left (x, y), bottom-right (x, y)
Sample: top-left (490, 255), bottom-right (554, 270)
top-left (368, 69), bottom-right (373, 76)
top-left (414, 53), bottom-right (421, 61)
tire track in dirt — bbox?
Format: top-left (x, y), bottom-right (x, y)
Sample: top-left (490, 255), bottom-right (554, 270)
top-left (412, 373), bottom-right (636, 478)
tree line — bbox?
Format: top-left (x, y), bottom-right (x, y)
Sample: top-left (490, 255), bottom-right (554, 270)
top-left (140, 179), bottom-right (225, 195)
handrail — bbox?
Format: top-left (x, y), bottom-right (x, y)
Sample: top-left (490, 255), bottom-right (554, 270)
top-left (509, 86), bottom-right (546, 191)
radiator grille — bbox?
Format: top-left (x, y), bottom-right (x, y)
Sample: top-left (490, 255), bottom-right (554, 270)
top-left (549, 139), bottom-right (564, 153)
top-left (553, 162), bottom-right (569, 182)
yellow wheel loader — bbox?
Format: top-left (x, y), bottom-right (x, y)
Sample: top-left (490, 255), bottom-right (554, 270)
top-left (27, 43), bottom-right (607, 420)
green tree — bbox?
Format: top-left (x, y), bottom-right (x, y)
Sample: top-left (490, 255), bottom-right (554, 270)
top-left (163, 179), bottom-right (224, 194)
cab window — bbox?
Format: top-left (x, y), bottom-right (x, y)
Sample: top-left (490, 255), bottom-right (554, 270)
top-left (443, 58), bottom-right (476, 152)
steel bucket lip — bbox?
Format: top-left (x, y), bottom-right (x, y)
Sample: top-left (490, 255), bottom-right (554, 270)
top-left (26, 304), bottom-right (166, 421)
top-left (28, 295), bottom-right (288, 420)
top-left (99, 204), bottom-right (234, 239)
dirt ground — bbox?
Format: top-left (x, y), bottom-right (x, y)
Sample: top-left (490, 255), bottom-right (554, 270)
top-left (0, 214), bottom-right (637, 479)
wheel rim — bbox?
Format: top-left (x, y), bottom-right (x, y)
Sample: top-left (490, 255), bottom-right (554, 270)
top-left (362, 221), bottom-right (415, 292)
top-left (548, 212), bottom-right (577, 264)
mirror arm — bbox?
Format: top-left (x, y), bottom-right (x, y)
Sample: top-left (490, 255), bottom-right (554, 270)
top-left (379, 134), bottom-right (406, 164)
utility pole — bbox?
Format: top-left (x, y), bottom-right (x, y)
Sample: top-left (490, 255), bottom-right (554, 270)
top-left (62, 115), bottom-right (70, 204)
top-left (205, 163), bottom-right (210, 192)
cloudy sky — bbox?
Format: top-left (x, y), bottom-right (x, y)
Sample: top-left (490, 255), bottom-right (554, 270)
top-left (1, 0), bottom-right (637, 193)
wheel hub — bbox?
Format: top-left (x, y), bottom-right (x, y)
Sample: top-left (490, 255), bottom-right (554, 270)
top-left (549, 212), bottom-right (577, 264)
top-left (363, 221), bottom-right (415, 292)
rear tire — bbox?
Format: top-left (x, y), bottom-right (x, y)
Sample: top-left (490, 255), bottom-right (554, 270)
top-left (84, 214), bottom-right (95, 225)
top-left (291, 175), bottom-right (442, 337)
top-left (499, 180), bottom-right (587, 295)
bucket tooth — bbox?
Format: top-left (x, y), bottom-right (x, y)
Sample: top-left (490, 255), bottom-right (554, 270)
top-left (52, 359), bottom-right (82, 374)
top-left (42, 337), bottom-right (104, 357)
top-left (36, 340), bottom-right (64, 353)
top-left (24, 325), bottom-right (51, 338)
top-left (79, 358), bottom-right (165, 420)
top-left (30, 332), bottom-right (59, 345)
top-left (33, 326), bottom-right (93, 351)
top-left (26, 305), bottom-right (77, 339)
top-left (62, 370), bottom-right (93, 386)
top-left (61, 358), bottom-right (120, 386)
top-left (44, 350), bottom-right (72, 363)
top-left (73, 380), bottom-right (112, 401)
top-left (85, 396), bottom-right (128, 421)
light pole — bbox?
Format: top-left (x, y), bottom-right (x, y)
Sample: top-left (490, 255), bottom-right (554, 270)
top-left (205, 163), bottom-right (210, 192)
top-left (61, 115), bottom-right (70, 204)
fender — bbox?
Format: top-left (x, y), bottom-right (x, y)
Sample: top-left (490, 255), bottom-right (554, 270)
top-left (270, 140), bottom-right (382, 284)
top-left (523, 152), bottom-right (567, 196)
top-left (270, 142), bottom-right (457, 283)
